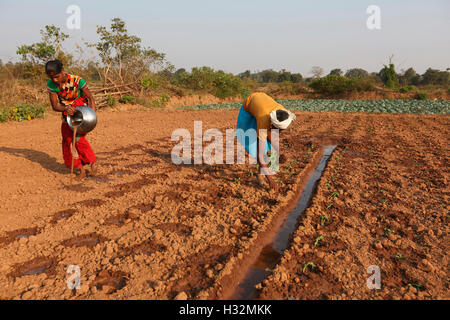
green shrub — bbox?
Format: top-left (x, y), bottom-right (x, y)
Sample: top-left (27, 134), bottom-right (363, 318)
top-left (141, 77), bottom-right (161, 89)
top-left (151, 94), bottom-right (171, 108)
top-left (415, 92), bottom-right (428, 100)
top-left (0, 109), bottom-right (9, 123)
top-left (212, 70), bottom-right (243, 99)
top-left (380, 63), bottom-right (400, 89)
top-left (279, 81), bottom-right (301, 95)
top-left (8, 103), bottom-right (45, 122)
top-left (240, 87), bottom-right (251, 99)
top-left (177, 66), bottom-right (243, 98)
top-left (309, 75), bottom-right (373, 95)
top-left (119, 95), bottom-right (136, 104)
top-left (400, 85), bottom-right (415, 93)
top-left (106, 95), bottom-right (117, 107)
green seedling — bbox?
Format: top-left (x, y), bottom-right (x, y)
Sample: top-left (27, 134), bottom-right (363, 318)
top-left (325, 183), bottom-right (331, 187)
top-left (292, 159), bottom-right (299, 164)
top-left (384, 228), bottom-right (393, 235)
top-left (330, 191), bottom-right (339, 198)
top-left (326, 203), bottom-right (333, 209)
top-left (394, 253), bottom-right (404, 260)
top-left (235, 177), bottom-right (241, 183)
top-left (314, 235), bottom-right (324, 247)
top-left (248, 171), bottom-right (254, 177)
top-left (378, 190), bottom-right (385, 194)
top-left (408, 283), bottom-right (424, 291)
top-left (378, 214), bottom-right (384, 218)
top-left (302, 262), bottom-right (316, 273)
top-left (330, 175), bottom-right (337, 182)
top-left (275, 179), bottom-right (282, 183)
top-left (379, 199), bottom-right (386, 204)
top-left (333, 169), bottom-right (337, 173)
top-left (335, 156), bottom-right (340, 161)
top-left (320, 215), bottom-right (329, 226)
top-left (287, 297), bottom-right (295, 301)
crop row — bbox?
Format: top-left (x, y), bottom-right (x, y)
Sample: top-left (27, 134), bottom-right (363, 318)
top-left (178, 99), bottom-right (450, 114)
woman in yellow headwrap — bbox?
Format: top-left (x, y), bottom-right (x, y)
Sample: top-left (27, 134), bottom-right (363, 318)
top-left (236, 92), bottom-right (296, 190)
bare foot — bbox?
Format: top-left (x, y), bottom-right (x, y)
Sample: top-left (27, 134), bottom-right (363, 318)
top-left (76, 167), bottom-right (86, 180)
top-left (257, 174), bottom-right (268, 188)
top-left (90, 162), bottom-right (98, 177)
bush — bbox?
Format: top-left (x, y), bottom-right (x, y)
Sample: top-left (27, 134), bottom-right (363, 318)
top-left (141, 77), bottom-right (161, 89)
top-left (0, 109), bottom-right (9, 123)
top-left (400, 85), bottom-right (415, 93)
top-left (309, 75), bottom-right (350, 95)
top-left (415, 92), bottom-right (428, 100)
top-left (0, 104), bottom-right (46, 123)
top-left (213, 71), bottom-right (243, 99)
top-left (279, 81), bottom-right (301, 95)
top-left (379, 63), bottom-right (400, 89)
top-left (150, 94), bottom-right (171, 108)
top-left (119, 95), bottom-right (136, 104)
top-left (10, 103), bottom-right (45, 122)
top-left (106, 95), bottom-right (117, 107)
top-left (176, 66), bottom-right (243, 98)
top-left (240, 87), bottom-right (251, 99)
top-left (309, 75), bottom-right (373, 95)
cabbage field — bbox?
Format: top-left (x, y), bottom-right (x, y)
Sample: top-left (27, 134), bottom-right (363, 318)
top-left (178, 99), bottom-right (450, 114)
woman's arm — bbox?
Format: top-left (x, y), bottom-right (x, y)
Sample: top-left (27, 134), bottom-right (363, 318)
top-left (257, 136), bottom-right (278, 191)
top-left (82, 87), bottom-right (96, 111)
top-left (48, 92), bottom-right (75, 115)
top-left (266, 130), bottom-right (279, 157)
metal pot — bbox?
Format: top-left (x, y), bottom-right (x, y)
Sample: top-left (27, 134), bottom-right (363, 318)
top-left (66, 105), bottom-right (97, 135)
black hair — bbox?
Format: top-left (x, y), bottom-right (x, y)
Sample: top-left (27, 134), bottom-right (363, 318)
top-left (45, 60), bottom-right (63, 74)
top-left (276, 109), bottom-right (290, 122)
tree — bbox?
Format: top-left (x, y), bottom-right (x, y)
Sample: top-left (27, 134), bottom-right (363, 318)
top-left (329, 68), bottom-right (343, 76)
top-left (290, 72), bottom-right (303, 83)
top-left (345, 68), bottom-right (369, 79)
top-left (17, 25), bottom-right (71, 66)
top-left (421, 68), bottom-right (449, 85)
top-left (238, 70), bottom-right (251, 79)
top-left (89, 18), bottom-right (172, 85)
top-left (379, 57), bottom-right (399, 89)
top-left (260, 69), bottom-right (279, 83)
top-left (310, 66), bottom-right (324, 79)
top-left (177, 66), bottom-right (243, 98)
top-left (399, 67), bottom-right (418, 85)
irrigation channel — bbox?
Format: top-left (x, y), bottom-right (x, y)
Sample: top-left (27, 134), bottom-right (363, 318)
top-left (230, 145), bottom-right (337, 299)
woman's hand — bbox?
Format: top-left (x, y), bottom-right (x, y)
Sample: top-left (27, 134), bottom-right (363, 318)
top-left (65, 105), bottom-right (76, 115)
top-left (266, 175), bottom-right (279, 191)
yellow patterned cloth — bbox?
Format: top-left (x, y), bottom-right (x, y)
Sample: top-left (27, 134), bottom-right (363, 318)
top-left (243, 92), bottom-right (287, 141)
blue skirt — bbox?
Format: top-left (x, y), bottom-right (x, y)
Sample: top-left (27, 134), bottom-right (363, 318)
top-left (236, 106), bottom-right (271, 159)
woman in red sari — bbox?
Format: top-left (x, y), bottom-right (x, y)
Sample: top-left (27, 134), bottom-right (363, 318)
top-left (45, 60), bottom-right (97, 179)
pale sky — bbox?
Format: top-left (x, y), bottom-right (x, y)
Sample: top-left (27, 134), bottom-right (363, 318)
top-left (0, 0), bottom-right (449, 75)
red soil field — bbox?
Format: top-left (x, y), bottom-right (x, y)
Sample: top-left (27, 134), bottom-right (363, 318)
top-left (0, 108), bottom-right (448, 300)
